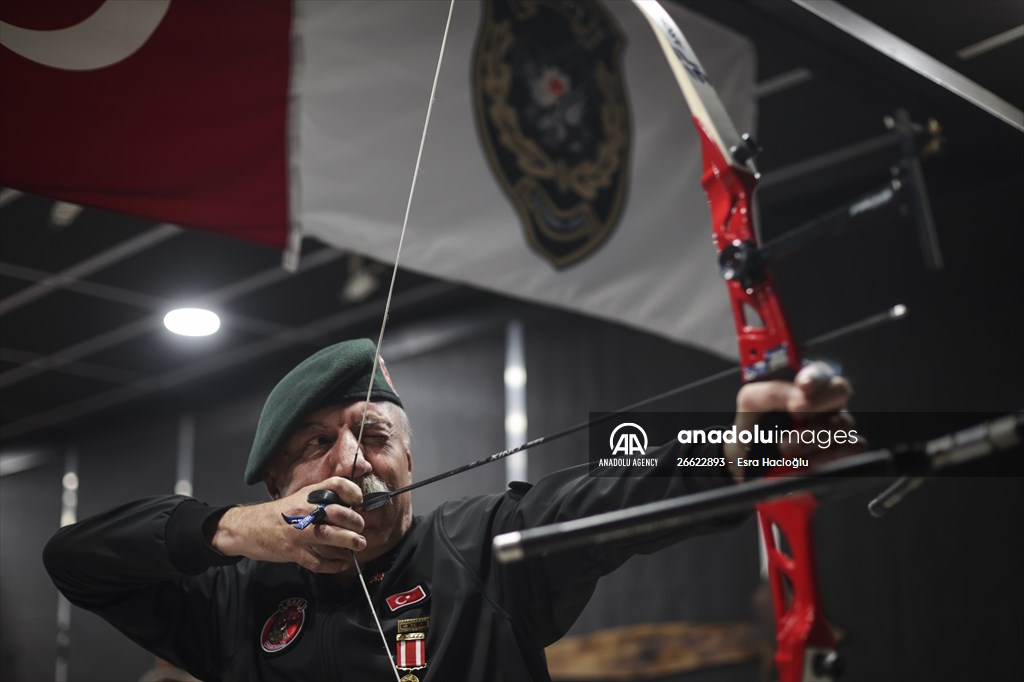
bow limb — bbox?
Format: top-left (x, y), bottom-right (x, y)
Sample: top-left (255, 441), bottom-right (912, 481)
top-left (630, 2), bottom-right (837, 680)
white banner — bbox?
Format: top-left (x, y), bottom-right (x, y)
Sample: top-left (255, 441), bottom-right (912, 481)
top-left (294, 0), bottom-right (756, 358)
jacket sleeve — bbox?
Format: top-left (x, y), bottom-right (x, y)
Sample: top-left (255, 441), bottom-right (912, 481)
top-left (494, 440), bottom-right (744, 643)
top-left (43, 495), bottom-right (241, 681)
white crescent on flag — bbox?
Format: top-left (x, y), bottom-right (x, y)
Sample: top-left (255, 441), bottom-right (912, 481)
top-left (0, 0), bottom-right (170, 71)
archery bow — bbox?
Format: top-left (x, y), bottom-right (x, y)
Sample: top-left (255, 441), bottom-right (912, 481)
top-left (629, 2), bottom-right (838, 681)
top-left (341, 2), bottom-right (854, 679)
top-left (350, 2), bottom-right (845, 678)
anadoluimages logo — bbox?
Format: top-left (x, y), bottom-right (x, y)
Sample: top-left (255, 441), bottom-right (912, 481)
top-left (609, 423), bottom-right (648, 456)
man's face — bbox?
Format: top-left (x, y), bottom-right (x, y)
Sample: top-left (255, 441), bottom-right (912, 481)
top-left (265, 400), bottom-right (413, 563)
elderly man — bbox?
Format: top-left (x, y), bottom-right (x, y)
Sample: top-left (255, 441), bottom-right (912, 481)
top-left (45, 338), bottom-right (852, 681)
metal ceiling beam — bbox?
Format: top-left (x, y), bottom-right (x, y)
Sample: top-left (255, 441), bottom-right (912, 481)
top-left (0, 347), bottom-right (145, 385)
top-left (0, 188), bottom-right (23, 208)
top-left (956, 24), bottom-right (1024, 61)
top-left (755, 67), bottom-right (813, 98)
top-left (0, 223), bottom-right (182, 315)
top-left (0, 450), bottom-right (53, 476)
top-left (791, 0), bottom-right (1024, 132)
top-left (0, 317), bottom-right (158, 389)
top-left (1, 262), bottom-right (167, 309)
top-left (0, 262), bottom-right (293, 336)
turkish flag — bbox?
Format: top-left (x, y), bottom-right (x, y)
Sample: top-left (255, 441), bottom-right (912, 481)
top-left (0, 0), bottom-right (290, 247)
top-left (386, 585), bottom-right (427, 612)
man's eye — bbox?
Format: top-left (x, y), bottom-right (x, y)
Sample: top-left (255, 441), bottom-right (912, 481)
top-left (307, 435), bottom-right (333, 449)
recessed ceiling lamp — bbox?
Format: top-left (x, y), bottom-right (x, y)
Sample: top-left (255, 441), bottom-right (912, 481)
top-left (49, 201), bottom-right (83, 229)
top-left (163, 308), bottom-right (221, 336)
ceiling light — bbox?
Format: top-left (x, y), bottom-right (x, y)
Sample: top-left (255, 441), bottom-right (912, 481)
top-left (50, 201), bottom-right (83, 228)
top-left (163, 308), bottom-right (220, 336)
top-left (504, 366), bottom-right (526, 388)
top-left (341, 269), bottom-right (380, 303)
top-left (340, 253), bottom-right (383, 303)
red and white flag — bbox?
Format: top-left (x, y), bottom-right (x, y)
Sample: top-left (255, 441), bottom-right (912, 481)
top-left (1, 0), bottom-right (756, 357)
top-left (0, 0), bottom-right (290, 247)
top-left (386, 585), bottom-right (427, 612)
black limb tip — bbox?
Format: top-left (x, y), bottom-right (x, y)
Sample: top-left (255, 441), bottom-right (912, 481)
top-left (307, 490), bottom-right (342, 505)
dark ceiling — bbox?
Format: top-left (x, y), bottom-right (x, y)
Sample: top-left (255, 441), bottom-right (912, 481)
top-left (2, 0), bottom-right (1022, 448)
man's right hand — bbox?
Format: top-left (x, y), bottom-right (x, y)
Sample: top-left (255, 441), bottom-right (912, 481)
top-left (210, 477), bottom-right (366, 573)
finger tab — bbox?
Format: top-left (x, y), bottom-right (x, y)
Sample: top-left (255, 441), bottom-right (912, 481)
top-left (308, 490), bottom-right (342, 505)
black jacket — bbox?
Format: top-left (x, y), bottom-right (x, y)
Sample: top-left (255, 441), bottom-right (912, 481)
top-left (44, 447), bottom-right (735, 681)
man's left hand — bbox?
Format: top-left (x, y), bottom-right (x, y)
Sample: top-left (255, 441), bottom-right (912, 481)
top-left (724, 362), bottom-right (862, 482)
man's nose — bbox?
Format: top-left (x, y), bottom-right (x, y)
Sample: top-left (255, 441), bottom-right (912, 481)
top-left (347, 447), bottom-right (373, 478)
top-left (328, 431), bottom-right (372, 478)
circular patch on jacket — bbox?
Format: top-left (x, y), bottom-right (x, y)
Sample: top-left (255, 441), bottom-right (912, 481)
top-left (260, 597), bottom-right (308, 654)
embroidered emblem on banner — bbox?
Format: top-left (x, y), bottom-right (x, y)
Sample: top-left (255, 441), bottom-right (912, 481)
top-left (396, 615), bottom-right (429, 672)
top-left (386, 585), bottom-right (428, 612)
top-left (473, 0), bottom-right (631, 268)
top-left (260, 597), bottom-right (307, 654)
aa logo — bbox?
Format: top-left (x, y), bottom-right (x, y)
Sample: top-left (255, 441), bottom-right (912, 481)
top-left (609, 423), bottom-right (648, 456)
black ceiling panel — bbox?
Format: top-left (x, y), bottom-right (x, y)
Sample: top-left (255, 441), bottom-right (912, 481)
top-left (83, 326), bottom-right (266, 376)
top-left (0, 193), bottom-right (158, 272)
top-left (86, 228), bottom-right (282, 299)
top-left (227, 257), bottom-right (365, 326)
top-left (0, 274), bottom-right (32, 299)
top-left (0, 289), bottom-right (153, 355)
top-left (0, 370), bottom-right (123, 426)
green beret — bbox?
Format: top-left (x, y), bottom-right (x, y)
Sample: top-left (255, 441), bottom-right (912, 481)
top-left (245, 339), bottom-right (402, 484)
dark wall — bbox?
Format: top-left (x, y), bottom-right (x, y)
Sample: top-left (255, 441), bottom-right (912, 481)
top-left (0, 453), bottom-right (61, 682)
top-left (389, 327), bottom-right (508, 515)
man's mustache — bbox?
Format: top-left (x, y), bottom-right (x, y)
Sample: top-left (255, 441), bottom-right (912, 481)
top-left (359, 474), bottom-right (392, 501)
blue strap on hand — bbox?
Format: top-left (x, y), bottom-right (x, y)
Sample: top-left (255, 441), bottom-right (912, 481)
top-left (281, 490), bottom-right (342, 530)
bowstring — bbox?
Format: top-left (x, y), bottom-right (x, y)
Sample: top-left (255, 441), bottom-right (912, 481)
top-left (347, 1), bottom-right (456, 679)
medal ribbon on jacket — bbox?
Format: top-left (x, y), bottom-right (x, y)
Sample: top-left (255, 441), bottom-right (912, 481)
top-left (631, 2), bottom-right (838, 680)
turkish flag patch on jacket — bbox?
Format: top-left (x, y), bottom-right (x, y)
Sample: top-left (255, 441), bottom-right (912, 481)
top-left (386, 585), bottom-right (427, 612)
